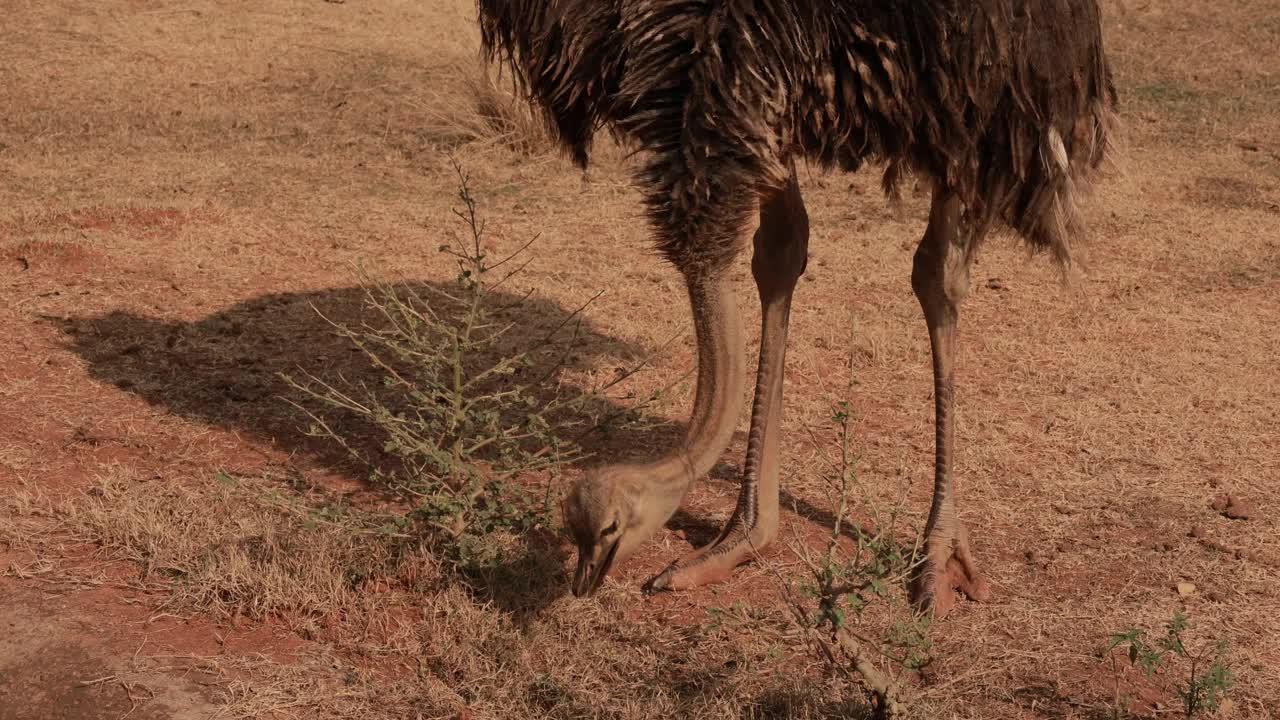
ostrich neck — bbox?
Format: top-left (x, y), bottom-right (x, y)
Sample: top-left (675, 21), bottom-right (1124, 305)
top-left (633, 270), bottom-right (746, 515)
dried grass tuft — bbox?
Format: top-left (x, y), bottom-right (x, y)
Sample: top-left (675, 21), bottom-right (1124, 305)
top-left (417, 61), bottom-right (556, 157)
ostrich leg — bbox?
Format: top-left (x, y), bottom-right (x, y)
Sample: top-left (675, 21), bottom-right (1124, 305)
top-left (646, 167), bottom-right (809, 591)
top-left (909, 187), bottom-right (993, 617)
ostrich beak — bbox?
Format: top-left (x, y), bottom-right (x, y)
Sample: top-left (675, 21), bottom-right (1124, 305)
top-left (572, 537), bottom-right (620, 597)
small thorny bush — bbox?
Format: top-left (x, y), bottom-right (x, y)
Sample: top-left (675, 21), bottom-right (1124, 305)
top-left (286, 161), bottom-right (653, 567)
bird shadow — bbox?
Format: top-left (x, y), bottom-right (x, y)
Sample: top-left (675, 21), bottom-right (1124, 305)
top-left (666, 508), bottom-right (724, 549)
top-left (453, 527), bottom-right (573, 622)
top-left (664, 458), bottom-right (914, 555)
top-left (59, 279), bottom-right (681, 616)
top-left (662, 459), bottom-right (751, 547)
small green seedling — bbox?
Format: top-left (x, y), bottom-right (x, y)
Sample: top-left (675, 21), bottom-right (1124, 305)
top-left (1106, 610), bottom-right (1233, 719)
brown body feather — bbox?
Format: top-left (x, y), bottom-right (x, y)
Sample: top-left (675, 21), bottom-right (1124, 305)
top-left (478, 0), bottom-right (1117, 271)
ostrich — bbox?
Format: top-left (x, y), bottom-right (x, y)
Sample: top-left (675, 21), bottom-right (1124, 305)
top-left (477, 0), bottom-right (1116, 615)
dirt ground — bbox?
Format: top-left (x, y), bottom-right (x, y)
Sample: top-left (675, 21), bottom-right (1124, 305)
top-left (2, 1), bottom-right (1277, 718)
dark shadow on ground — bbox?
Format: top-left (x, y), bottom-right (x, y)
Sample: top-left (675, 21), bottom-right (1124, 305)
top-left (455, 528), bottom-right (572, 621)
top-left (778, 488), bottom-right (910, 543)
top-left (64, 280), bottom-right (675, 476)
top-left (747, 688), bottom-right (873, 719)
top-left (664, 457), bottom-right (916, 555)
top-left (62, 280), bottom-right (681, 613)
top-left (666, 508), bottom-right (725, 549)
top-left (663, 460), bottom-right (743, 547)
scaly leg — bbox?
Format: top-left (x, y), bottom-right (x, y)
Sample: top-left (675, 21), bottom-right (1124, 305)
top-left (646, 166), bottom-right (809, 591)
top-left (909, 187), bottom-right (992, 617)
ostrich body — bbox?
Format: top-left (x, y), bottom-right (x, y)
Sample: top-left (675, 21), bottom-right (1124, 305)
top-left (479, 0), bottom-right (1116, 614)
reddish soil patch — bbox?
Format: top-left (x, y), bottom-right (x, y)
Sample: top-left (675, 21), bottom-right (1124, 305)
top-left (0, 581), bottom-right (221, 720)
top-left (8, 240), bottom-right (107, 275)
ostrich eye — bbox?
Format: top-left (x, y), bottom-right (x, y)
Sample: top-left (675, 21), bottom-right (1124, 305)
top-left (599, 520), bottom-right (618, 538)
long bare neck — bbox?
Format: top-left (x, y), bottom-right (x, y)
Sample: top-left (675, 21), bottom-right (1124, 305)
top-left (627, 270), bottom-right (746, 519)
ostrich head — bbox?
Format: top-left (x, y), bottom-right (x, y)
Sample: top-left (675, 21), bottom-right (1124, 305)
top-left (562, 466), bottom-right (679, 597)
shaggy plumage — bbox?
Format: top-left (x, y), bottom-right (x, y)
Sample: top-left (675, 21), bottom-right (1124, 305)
top-left (477, 0), bottom-right (1116, 271)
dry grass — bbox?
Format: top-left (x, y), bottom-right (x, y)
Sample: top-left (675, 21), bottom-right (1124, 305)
top-left (1, 0), bottom-right (1278, 719)
top-left (414, 60), bottom-right (556, 157)
top-left (2, 468), bottom-right (864, 719)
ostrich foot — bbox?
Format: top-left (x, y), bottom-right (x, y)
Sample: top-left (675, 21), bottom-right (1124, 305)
top-left (910, 525), bottom-right (992, 618)
top-left (642, 525), bottom-right (771, 593)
